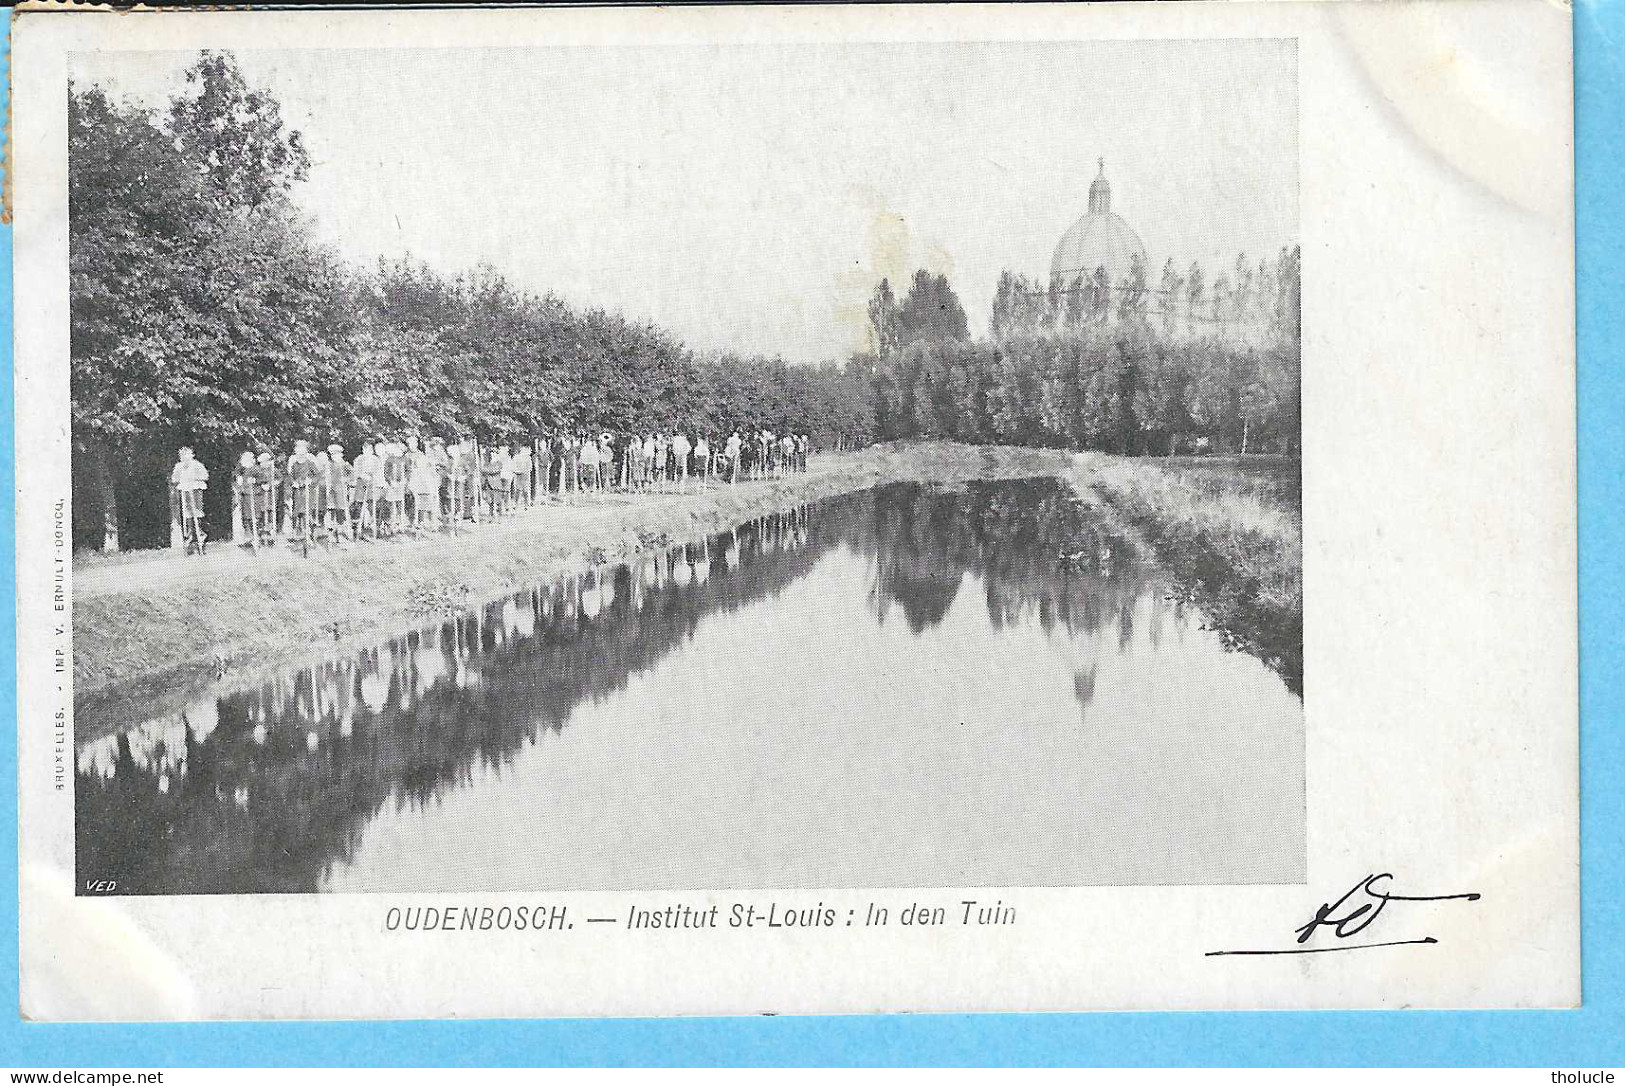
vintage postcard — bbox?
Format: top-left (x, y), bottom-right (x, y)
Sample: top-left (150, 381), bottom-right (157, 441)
top-left (12, 2), bottom-right (1576, 1020)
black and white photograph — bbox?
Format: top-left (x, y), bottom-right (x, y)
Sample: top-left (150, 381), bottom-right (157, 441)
top-left (64, 38), bottom-right (1304, 895)
top-left (12, 3), bottom-right (1578, 1022)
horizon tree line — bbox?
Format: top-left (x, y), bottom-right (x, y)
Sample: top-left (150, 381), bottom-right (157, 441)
top-left (859, 245), bottom-right (1301, 456)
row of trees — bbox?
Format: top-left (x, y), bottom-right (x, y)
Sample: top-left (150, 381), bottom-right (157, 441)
top-left (859, 248), bottom-right (1301, 455)
top-left (988, 248), bottom-right (1301, 341)
top-left (856, 329), bottom-right (1299, 456)
top-left (70, 54), bottom-right (873, 550)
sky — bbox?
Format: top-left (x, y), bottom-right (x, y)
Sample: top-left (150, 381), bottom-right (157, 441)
top-left (74, 40), bottom-right (1298, 363)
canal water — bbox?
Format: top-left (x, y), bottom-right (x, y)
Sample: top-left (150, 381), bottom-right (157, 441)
top-left (76, 479), bottom-right (1304, 894)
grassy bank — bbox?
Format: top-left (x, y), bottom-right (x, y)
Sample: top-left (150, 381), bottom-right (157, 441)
top-left (74, 442), bottom-right (1068, 733)
top-left (1070, 452), bottom-right (1303, 691)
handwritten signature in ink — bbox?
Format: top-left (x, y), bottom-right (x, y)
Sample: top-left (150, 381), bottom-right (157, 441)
top-left (1206, 873), bottom-right (1481, 957)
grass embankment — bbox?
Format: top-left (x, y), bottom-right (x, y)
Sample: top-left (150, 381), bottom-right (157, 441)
top-left (74, 442), bottom-right (1068, 734)
top-left (1071, 452), bottom-right (1303, 692)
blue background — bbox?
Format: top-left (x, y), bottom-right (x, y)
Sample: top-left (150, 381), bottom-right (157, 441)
top-left (2, 2), bottom-right (1619, 1066)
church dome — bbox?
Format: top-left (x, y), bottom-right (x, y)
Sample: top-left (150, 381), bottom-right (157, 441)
top-left (1050, 160), bottom-right (1146, 288)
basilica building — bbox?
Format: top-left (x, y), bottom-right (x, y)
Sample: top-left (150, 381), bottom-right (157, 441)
top-left (1045, 161), bottom-right (1279, 346)
top-left (1051, 160), bottom-right (1146, 292)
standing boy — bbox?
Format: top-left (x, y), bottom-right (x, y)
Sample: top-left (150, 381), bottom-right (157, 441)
top-left (286, 440), bottom-right (319, 544)
top-left (170, 446), bottom-right (210, 554)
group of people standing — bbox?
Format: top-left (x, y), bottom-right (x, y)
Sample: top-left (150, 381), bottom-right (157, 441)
top-left (205, 436), bottom-right (538, 553)
top-left (166, 427), bottom-right (815, 555)
top-left (560, 428), bottom-right (811, 493)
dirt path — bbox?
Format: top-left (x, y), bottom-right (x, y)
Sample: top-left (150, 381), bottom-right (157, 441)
top-left (76, 484), bottom-right (705, 600)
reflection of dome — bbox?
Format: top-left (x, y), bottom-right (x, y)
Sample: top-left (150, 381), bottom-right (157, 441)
top-left (1050, 160), bottom-right (1146, 288)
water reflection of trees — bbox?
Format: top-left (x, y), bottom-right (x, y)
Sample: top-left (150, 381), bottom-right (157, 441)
top-left (75, 502), bottom-right (850, 895)
top-left (75, 483), bottom-right (1228, 895)
top-left (866, 480), bottom-right (1170, 643)
top-left (863, 480), bottom-right (1196, 725)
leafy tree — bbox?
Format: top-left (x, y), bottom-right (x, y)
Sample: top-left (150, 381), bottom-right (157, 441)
top-left (342, 322), bottom-right (459, 440)
top-left (1273, 245), bottom-right (1302, 343)
top-left (988, 271), bottom-right (1018, 340)
top-left (1117, 252), bottom-right (1149, 323)
top-left (1137, 339), bottom-right (1195, 454)
top-left (987, 338), bottom-right (1043, 444)
top-left (1231, 254), bottom-right (1254, 327)
top-left (866, 278), bottom-right (901, 359)
top-left (989, 271), bottom-right (1054, 341)
top-left (1063, 272), bottom-right (1088, 328)
top-left (896, 269), bottom-right (968, 345)
top-left (168, 51), bottom-right (310, 216)
top-left (1186, 262), bottom-right (1205, 336)
top-left (1156, 258), bottom-right (1185, 337)
top-left (1045, 279), bottom-right (1063, 331)
top-left (1036, 336), bottom-right (1079, 444)
top-left (1086, 266), bottom-right (1112, 324)
top-left (70, 85), bottom-right (214, 549)
top-left (71, 78), bottom-right (350, 549)
top-left (1210, 272), bottom-right (1231, 326)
